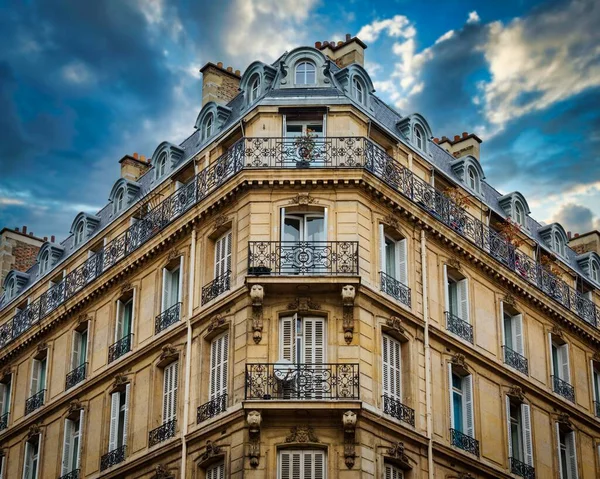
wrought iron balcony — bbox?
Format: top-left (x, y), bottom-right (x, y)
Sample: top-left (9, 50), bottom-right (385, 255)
top-left (201, 271), bottom-right (231, 305)
top-left (503, 346), bottom-right (529, 375)
top-left (58, 469), bottom-right (80, 479)
top-left (100, 444), bottom-right (126, 471)
top-left (155, 302), bottom-right (182, 334)
top-left (108, 334), bottom-right (132, 363)
top-left (380, 272), bottom-right (411, 307)
top-left (65, 362), bottom-right (87, 390)
top-left (595, 400), bottom-right (600, 418)
top-left (445, 311), bottom-right (473, 344)
top-left (510, 457), bottom-right (536, 479)
top-left (552, 375), bottom-right (575, 402)
top-left (25, 389), bottom-right (45, 415)
top-left (0, 412), bottom-right (7, 431)
top-left (197, 393), bottom-right (228, 423)
top-left (148, 419), bottom-right (176, 447)
top-left (248, 241), bottom-right (359, 276)
top-left (245, 363), bottom-right (360, 400)
top-left (382, 395), bottom-right (415, 426)
top-left (450, 428), bottom-right (479, 456)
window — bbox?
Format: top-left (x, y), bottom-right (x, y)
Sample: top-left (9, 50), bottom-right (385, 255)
top-left (384, 464), bottom-right (404, 479)
top-left (156, 152), bottom-right (167, 178)
top-left (214, 231), bottom-right (232, 279)
top-left (414, 125), bottom-right (424, 151)
top-left (0, 374), bottom-right (11, 428)
top-left (206, 463), bottom-right (225, 479)
top-left (591, 261), bottom-right (599, 283)
top-left (116, 297), bottom-right (134, 343)
top-left (467, 166), bottom-right (479, 193)
top-left (5, 277), bottom-right (16, 300)
top-left (109, 385), bottom-right (130, 453)
top-left (162, 258), bottom-right (182, 312)
top-left (39, 251), bottom-right (50, 275)
top-left (295, 61), bottom-right (316, 85)
top-left (591, 361), bottom-right (600, 417)
top-left (22, 435), bottom-right (40, 479)
top-left (74, 221), bottom-right (85, 245)
top-left (30, 356), bottom-right (47, 402)
top-left (501, 302), bottom-right (527, 374)
top-left (379, 225), bottom-right (407, 286)
top-left (61, 410), bottom-right (84, 477)
top-left (278, 450), bottom-right (325, 479)
top-left (448, 365), bottom-right (474, 439)
top-left (280, 315), bottom-right (325, 365)
top-left (209, 333), bottom-right (229, 404)
top-left (515, 202), bottom-right (525, 227)
top-left (282, 212), bottom-right (326, 243)
top-left (352, 77), bottom-right (364, 104)
top-left (0, 453), bottom-right (4, 479)
top-left (553, 232), bottom-right (566, 257)
top-left (505, 397), bottom-right (533, 471)
top-left (249, 74), bottom-right (260, 103)
top-left (162, 361), bottom-right (178, 424)
top-left (71, 327), bottom-right (88, 373)
top-left (382, 334), bottom-right (402, 402)
top-left (550, 336), bottom-right (572, 395)
top-left (202, 114), bottom-right (214, 140)
top-left (444, 266), bottom-right (469, 322)
top-left (114, 188), bottom-right (125, 214)
top-left (556, 425), bottom-right (578, 479)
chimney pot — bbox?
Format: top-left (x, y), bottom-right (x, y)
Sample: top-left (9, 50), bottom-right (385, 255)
top-left (454, 135), bottom-right (460, 141)
top-left (315, 41), bottom-right (322, 48)
top-left (51, 235), bottom-right (55, 243)
top-left (226, 66), bottom-right (232, 72)
top-left (346, 33), bottom-right (351, 41)
top-left (433, 138), bottom-right (440, 144)
top-left (567, 231), bottom-right (572, 239)
top-left (44, 236), bottom-right (48, 241)
top-left (441, 136), bottom-right (448, 141)
top-left (29, 232), bottom-right (33, 236)
top-left (23, 226), bottom-right (27, 234)
top-left (235, 70), bottom-right (240, 76)
top-left (217, 62), bottom-right (223, 68)
top-left (141, 155), bottom-right (146, 162)
top-left (575, 233), bottom-right (580, 238)
top-left (337, 41), bottom-right (343, 46)
top-left (323, 41), bottom-right (328, 47)
top-left (462, 132), bottom-right (468, 138)
top-left (133, 152), bottom-right (139, 159)
top-left (15, 227), bottom-right (19, 232)
top-left (330, 40), bottom-right (334, 46)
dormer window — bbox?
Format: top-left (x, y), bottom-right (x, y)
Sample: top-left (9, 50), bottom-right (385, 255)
top-left (75, 222), bottom-right (85, 246)
top-left (553, 232), bottom-right (566, 257)
top-left (40, 251), bottom-right (50, 275)
top-left (514, 202), bottom-right (525, 227)
top-left (156, 152), bottom-right (167, 178)
top-left (467, 166), bottom-right (479, 193)
top-left (414, 125), bottom-right (424, 151)
top-left (295, 61), bottom-right (316, 85)
top-left (202, 114), bottom-right (214, 140)
top-left (5, 278), bottom-right (15, 300)
top-left (592, 261), bottom-right (600, 283)
top-left (114, 188), bottom-right (125, 214)
top-left (249, 74), bottom-right (260, 103)
top-left (352, 77), bottom-right (364, 104)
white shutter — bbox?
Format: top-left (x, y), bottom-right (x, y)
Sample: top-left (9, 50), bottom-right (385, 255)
top-left (560, 344), bottom-right (571, 384)
top-left (443, 265), bottom-right (449, 312)
top-left (556, 423), bottom-right (564, 479)
top-left (398, 238), bottom-right (408, 286)
top-left (225, 232), bottom-right (232, 275)
top-left (505, 396), bottom-right (513, 459)
top-left (458, 278), bottom-right (469, 322)
top-left (385, 464), bottom-right (404, 479)
top-left (123, 383), bottom-right (130, 446)
top-left (591, 361), bottom-right (597, 403)
top-left (521, 403), bottom-right (533, 466)
top-left (463, 375), bottom-right (474, 438)
top-left (61, 419), bottom-right (73, 475)
top-left (108, 392), bottom-right (119, 451)
top-left (0, 384), bottom-right (5, 416)
top-left (0, 454), bottom-right (4, 479)
top-left (161, 267), bottom-right (171, 311)
top-left (207, 463), bottom-right (224, 479)
top-left (382, 335), bottom-right (402, 401)
top-left (514, 314), bottom-right (524, 356)
top-left (177, 256), bottom-right (184, 304)
top-left (31, 359), bottom-right (41, 396)
top-left (567, 430), bottom-right (578, 479)
top-left (210, 333), bottom-right (229, 400)
top-left (379, 224), bottom-right (386, 273)
top-left (71, 331), bottom-right (82, 370)
top-left (115, 300), bottom-right (123, 342)
top-left (214, 231), bottom-right (232, 278)
top-left (549, 333), bottom-right (555, 376)
top-left (22, 442), bottom-right (31, 479)
top-left (303, 317), bottom-right (325, 365)
top-left (280, 316), bottom-right (296, 362)
top-left (448, 363), bottom-right (455, 429)
top-left (163, 362), bottom-right (178, 423)
top-left (279, 450), bottom-right (323, 479)
top-left (76, 409), bottom-right (84, 468)
top-left (280, 207), bottom-right (286, 242)
top-left (500, 301), bottom-right (506, 347)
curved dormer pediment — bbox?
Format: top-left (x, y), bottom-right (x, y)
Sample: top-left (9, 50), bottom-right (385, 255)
top-left (3, 269), bottom-right (30, 302)
top-left (576, 251), bottom-right (600, 284)
top-left (449, 155), bottom-right (485, 196)
top-left (538, 222), bottom-right (569, 259)
top-left (37, 241), bottom-right (65, 276)
top-left (194, 101), bottom-right (232, 141)
top-left (334, 64), bottom-right (375, 109)
top-left (498, 191), bottom-right (530, 228)
top-left (70, 212), bottom-right (101, 246)
top-left (277, 47), bottom-right (331, 89)
top-left (108, 178), bottom-right (141, 215)
top-left (397, 113), bottom-right (433, 154)
top-left (151, 141), bottom-right (185, 168)
top-left (240, 61), bottom-right (277, 105)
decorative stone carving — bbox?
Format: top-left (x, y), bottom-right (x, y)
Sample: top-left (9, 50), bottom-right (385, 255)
top-left (383, 214), bottom-right (400, 231)
top-left (249, 285), bottom-right (265, 344)
top-left (451, 353), bottom-right (468, 371)
top-left (557, 412), bottom-right (571, 427)
top-left (447, 257), bottom-right (461, 271)
top-left (28, 423), bottom-right (42, 438)
top-left (120, 282), bottom-right (133, 294)
top-left (551, 325), bottom-right (563, 338)
top-left (200, 440), bottom-right (222, 463)
top-left (288, 297), bottom-right (320, 312)
top-left (287, 193), bottom-right (318, 206)
top-left (154, 464), bottom-right (174, 479)
top-left (167, 249), bottom-right (181, 261)
top-left (78, 313), bottom-right (92, 325)
top-left (247, 410), bottom-right (262, 468)
top-left (285, 426), bottom-right (319, 443)
top-left (250, 285), bottom-right (264, 306)
top-left (386, 316), bottom-right (405, 335)
top-left (68, 399), bottom-right (83, 414)
top-left (37, 341), bottom-right (48, 352)
top-left (503, 292), bottom-right (516, 306)
top-left (457, 474), bottom-right (475, 479)
top-left (387, 442), bottom-right (409, 464)
top-left (593, 351), bottom-right (600, 363)
top-left (114, 373), bottom-right (128, 387)
top-left (341, 285), bottom-right (356, 344)
top-left (213, 214), bottom-right (231, 230)
top-left (342, 411), bottom-right (357, 469)
top-left (341, 285), bottom-right (355, 306)
top-left (160, 344), bottom-right (178, 362)
top-left (507, 386), bottom-right (525, 402)
top-left (208, 314), bottom-right (226, 334)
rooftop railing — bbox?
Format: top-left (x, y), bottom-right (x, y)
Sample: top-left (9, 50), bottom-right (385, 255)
top-left (1, 136), bottom-right (599, 353)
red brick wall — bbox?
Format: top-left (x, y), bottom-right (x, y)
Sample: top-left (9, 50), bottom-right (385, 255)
top-left (12, 240), bottom-right (41, 272)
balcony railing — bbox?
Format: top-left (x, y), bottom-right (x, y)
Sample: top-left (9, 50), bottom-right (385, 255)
top-left (595, 400), bottom-right (600, 418)
top-left (248, 241), bottom-right (359, 276)
top-left (155, 302), bottom-right (182, 334)
top-left (201, 271), bottom-right (231, 305)
top-left (2, 135), bottom-right (600, 354)
top-left (382, 395), bottom-right (415, 426)
top-left (100, 444), bottom-right (126, 471)
top-left (552, 375), bottom-right (575, 402)
top-left (25, 389), bottom-right (45, 415)
top-left (245, 363), bottom-right (360, 400)
top-left (58, 469), bottom-right (80, 479)
top-left (108, 334), bottom-right (132, 363)
top-left (450, 428), bottom-right (479, 456)
top-left (197, 393), bottom-right (228, 423)
top-left (503, 346), bottom-right (529, 375)
top-left (380, 272), bottom-right (411, 307)
top-left (0, 412), bottom-right (7, 431)
top-left (510, 457), bottom-right (536, 479)
top-left (65, 362), bottom-right (88, 389)
top-left (148, 419), bottom-right (176, 447)
top-left (445, 311), bottom-right (473, 344)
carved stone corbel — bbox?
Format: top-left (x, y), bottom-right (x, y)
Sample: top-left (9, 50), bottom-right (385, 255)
top-left (557, 412), bottom-right (571, 428)
top-left (503, 292), bottom-right (516, 306)
top-left (387, 442), bottom-right (410, 467)
top-left (383, 214), bottom-right (400, 231)
top-left (207, 314), bottom-right (226, 334)
top-left (68, 399), bottom-right (83, 415)
top-left (341, 285), bottom-right (356, 344)
top-left (451, 354), bottom-right (469, 372)
top-left (200, 440), bottom-right (222, 463)
top-left (288, 297), bottom-right (320, 312)
top-left (37, 341), bottom-right (48, 353)
top-left (287, 193), bottom-right (318, 206)
top-left (247, 410), bottom-right (262, 468)
top-left (114, 373), bottom-right (128, 387)
top-left (551, 325), bottom-right (563, 338)
top-left (154, 464), bottom-right (174, 479)
top-left (120, 282), bottom-right (133, 294)
top-left (507, 386), bottom-right (525, 402)
top-left (28, 423), bottom-right (42, 438)
top-left (160, 344), bottom-right (178, 362)
top-left (213, 214), bottom-right (230, 231)
top-left (448, 257), bottom-right (461, 271)
top-left (342, 411), bottom-right (357, 468)
top-left (78, 313), bottom-right (92, 325)
top-left (386, 316), bottom-right (405, 335)
top-left (167, 249), bottom-right (182, 261)
top-left (250, 285), bottom-right (264, 344)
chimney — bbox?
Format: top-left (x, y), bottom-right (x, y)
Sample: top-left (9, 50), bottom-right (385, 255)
top-left (315, 33), bottom-right (367, 68)
top-left (22, 225), bottom-right (27, 234)
top-left (119, 154), bottom-right (151, 182)
top-left (437, 132), bottom-right (483, 161)
top-left (199, 62), bottom-right (241, 108)
top-left (568, 230), bottom-right (600, 255)
top-left (51, 235), bottom-right (56, 243)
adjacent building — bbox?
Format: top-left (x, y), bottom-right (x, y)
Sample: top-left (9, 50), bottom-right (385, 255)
top-left (0, 34), bottom-right (599, 479)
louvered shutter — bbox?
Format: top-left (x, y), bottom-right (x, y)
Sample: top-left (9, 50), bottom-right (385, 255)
top-left (500, 302), bottom-right (506, 347)
top-left (514, 314), bottom-right (524, 356)
top-left (379, 224), bottom-right (386, 273)
top-left (463, 375), bottom-right (474, 438)
top-left (22, 441), bottom-right (32, 479)
top-left (398, 238), bottom-right (408, 286)
top-left (556, 423), bottom-right (564, 479)
top-left (303, 317), bottom-right (325, 365)
top-left (280, 316), bottom-right (296, 362)
top-left (30, 359), bottom-right (40, 396)
top-left (162, 267), bottom-right (171, 311)
top-left (61, 419), bottom-right (73, 475)
top-left (382, 335), bottom-right (402, 401)
top-left (560, 344), bottom-right (571, 384)
top-left (108, 391), bottom-right (119, 451)
top-left (0, 384), bottom-right (5, 416)
top-left (458, 278), bottom-right (469, 322)
top-left (505, 396), bottom-right (513, 459)
top-left (215, 231), bottom-right (232, 278)
top-left (163, 362), bottom-right (178, 423)
top-left (447, 363), bottom-right (455, 429)
top-left (207, 463), bottom-right (224, 479)
top-left (210, 333), bottom-right (229, 400)
top-left (76, 409), bottom-right (84, 468)
top-left (567, 430), bottom-right (578, 479)
top-left (123, 383), bottom-right (130, 446)
top-left (115, 300), bottom-right (123, 341)
top-left (521, 403), bottom-right (533, 466)
top-left (385, 464), bottom-right (404, 479)
top-left (39, 358), bottom-right (46, 391)
top-left (443, 265), bottom-right (449, 313)
top-left (313, 450), bottom-right (324, 479)
top-left (71, 331), bottom-right (81, 370)
top-left (0, 454), bottom-right (4, 479)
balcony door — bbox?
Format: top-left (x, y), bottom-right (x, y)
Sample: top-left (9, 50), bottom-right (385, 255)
top-left (280, 209), bottom-right (327, 274)
top-left (284, 117), bottom-right (324, 167)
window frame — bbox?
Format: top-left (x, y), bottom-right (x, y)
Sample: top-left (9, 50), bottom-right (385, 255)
top-left (109, 384), bottom-right (130, 453)
top-left (352, 77), bottom-right (364, 104)
top-left (294, 61), bottom-right (316, 86)
top-left (156, 152), bottom-right (168, 178)
top-left (23, 435), bottom-right (41, 479)
top-left (202, 113), bottom-right (214, 140)
top-left (278, 448), bottom-right (326, 479)
top-left (249, 74), bottom-right (261, 103)
top-left (414, 125), bottom-right (424, 151)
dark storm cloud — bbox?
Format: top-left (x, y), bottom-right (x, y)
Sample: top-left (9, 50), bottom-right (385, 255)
top-left (552, 203), bottom-right (599, 234)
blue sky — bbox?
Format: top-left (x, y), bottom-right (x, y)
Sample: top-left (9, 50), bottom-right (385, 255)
top-left (0, 0), bottom-right (599, 239)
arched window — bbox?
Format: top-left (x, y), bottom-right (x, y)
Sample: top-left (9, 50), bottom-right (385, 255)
top-left (467, 166), bottom-right (479, 192)
top-left (75, 221), bottom-right (85, 245)
top-left (414, 125), bottom-right (424, 150)
top-left (40, 250), bottom-right (50, 275)
top-left (249, 74), bottom-right (260, 103)
top-left (202, 114), bottom-right (214, 140)
top-left (591, 261), bottom-right (600, 283)
top-left (295, 61), bottom-right (316, 85)
top-left (5, 278), bottom-right (15, 300)
top-left (114, 188), bottom-right (125, 214)
top-left (156, 152), bottom-right (167, 178)
top-left (514, 202), bottom-right (525, 226)
top-left (554, 232), bottom-right (565, 256)
top-left (352, 77), bottom-right (364, 104)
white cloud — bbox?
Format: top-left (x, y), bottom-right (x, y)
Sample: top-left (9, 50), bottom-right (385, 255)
top-left (467, 11), bottom-right (480, 24)
top-left (357, 15), bottom-right (414, 43)
top-left (62, 62), bottom-right (94, 85)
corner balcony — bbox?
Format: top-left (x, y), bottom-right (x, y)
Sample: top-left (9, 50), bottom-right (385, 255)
top-left (248, 241), bottom-right (359, 276)
top-left (552, 375), bottom-right (575, 402)
top-left (245, 363), bottom-right (360, 401)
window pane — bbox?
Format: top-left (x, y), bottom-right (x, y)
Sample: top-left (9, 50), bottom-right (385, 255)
top-left (305, 217), bottom-right (324, 242)
top-left (453, 392), bottom-right (463, 432)
top-left (284, 218), bottom-right (301, 242)
top-left (385, 238), bottom-right (396, 278)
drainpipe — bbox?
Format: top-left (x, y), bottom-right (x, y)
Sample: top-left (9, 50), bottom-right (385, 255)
top-left (181, 227), bottom-right (196, 479)
top-left (421, 229), bottom-right (434, 479)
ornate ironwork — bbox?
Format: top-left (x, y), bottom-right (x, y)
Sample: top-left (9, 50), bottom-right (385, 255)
top-left (248, 241), bottom-right (359, 276)
top-left (65, 362), bottom-right (88, 389)
top-left (382, 394), bottom-right (415, 426)
top-left (58, 469), bottom-right (80, 479)
top-left (0, 411), bottom-right (7, 431)
top-left (197, 393), bottom-right (228, 423)
top-left (25, 389), bottom-right (46, 415)
top-left (100, 445), bottom-right (127, 471)
top-left (503, 346), bottom-right (529, 375)
top-left (245, 363), bottom-right (360, 400)
top-left (445, 311), bottom-right (473, 343)
top-left (450, 428), bottom-right (479, 456)
top-left (510, 457), bottom-right (535, 479)
top-left (552, 375), bottom-right (575, 402)
top-left (108, 334), bottom-right (132, 363)
top-left (201, 271), bottom-right (231, 305)
top-left (380, 272), bottom-right (411, 307)
top-left (148, 419), bottom-right (176, 447)
top-left (155, 302), bottom-right (182, 334)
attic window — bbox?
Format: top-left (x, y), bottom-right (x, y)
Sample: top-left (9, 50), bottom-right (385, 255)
top-left (202, 113), bottom-right (214, 140)
top-left (553, 232), bottom-right (566, 257)
top-left (40, 250), bottom-right (50, 275)
top-left (352, 77), bottom-right (364, 104)
top-left (114, 188), bottom-right (125, 214)
top-left (467, 166), bottom-right (479, 193)
top-left (514, 202), bottom-right (525, 227)
top-left (156, 152), bottom-right (167, 178)
top-left (591, 260), bottom-right (600, 283)
top-left (295, 61), bottom-right (316, 85)
top-left (414, 125), bottom-right (424, 151)
top-left (74, 221), bottom-right (85, 246)
top-left (249, 74), bottom-right (260, 103)
top-left (5, 278), bottom-right (16, 301)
